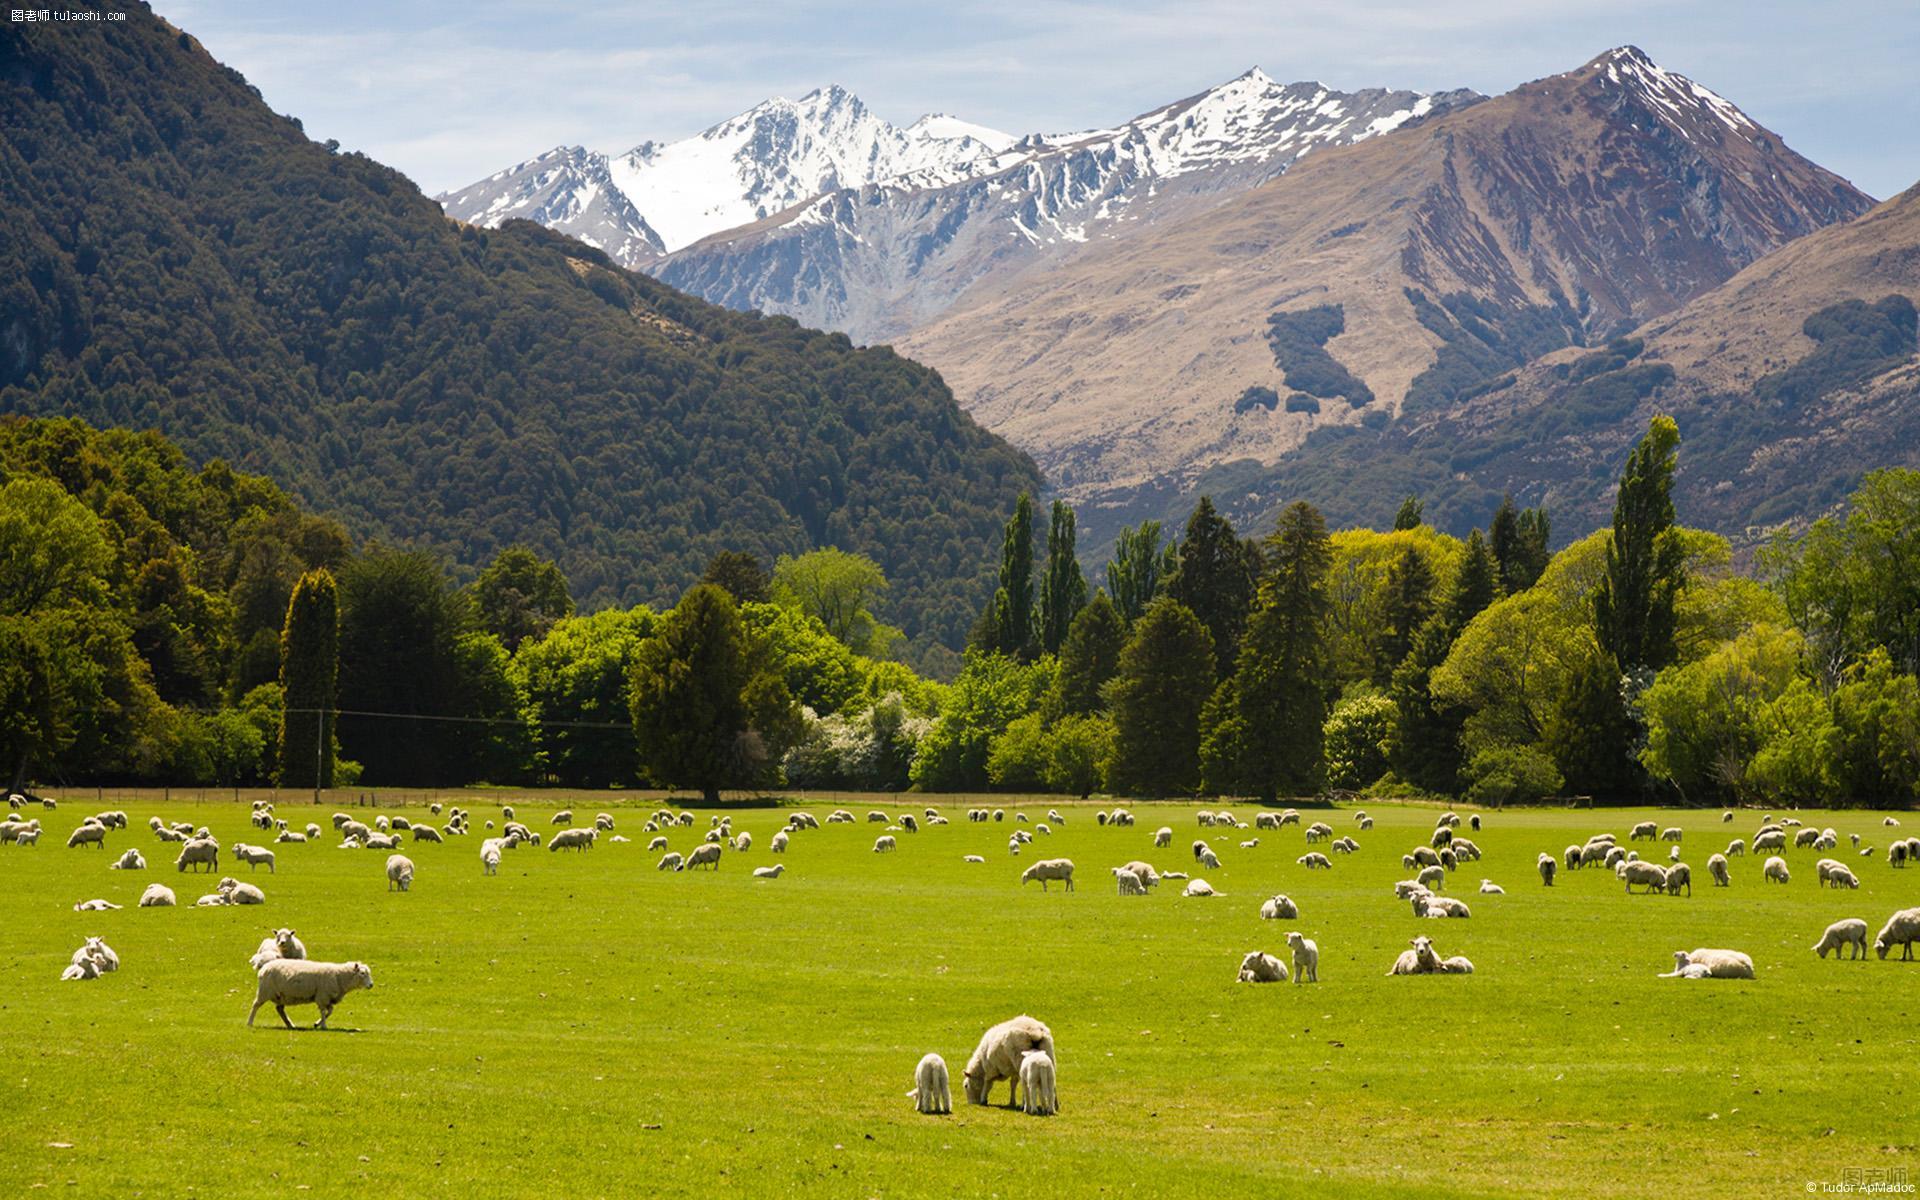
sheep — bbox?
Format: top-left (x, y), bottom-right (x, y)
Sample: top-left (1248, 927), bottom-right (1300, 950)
top-left (1007, 836), bottom-right (1021, 857)
top-left (1479, 879), bottom-right (1505, 895)
top-left (594, 813), bottom-right (615, 831)
top-left (411, 824), bottom-right (444, 844)
top-left (223, 877), bottom-right (266, 905)
top-left (657, 852), bottom-right (684, 871)
top-left (1725, 839), bottom-right (1746, 858)
top-left (274, 830), bottom-right (308, 845)
top-left (110, 848), bottom-right (146, 870)
top-left (231, 843), bottom-right (276, 873)
top-left (1118, 861), bottom-right (1160, 890)
top-left (386, 855), bottom-right (414, 892)
top-left (1618, 860), bottom-right (1669, 894)
top-left (1393, 880), bottom-right (1430, 900)
top-left (1297, 852), bottom-right (1331, 870)
top-left (1358, 816), bottom-right (1374, 831)
top-left (1438, 954), bottom-right (1475, 974)
top-left (1753, 830), bottom-right (1787, 854)
top-left (1239, 838), bottom-right (1259, 850)
top-left (1562, 844), bottom-right (1582, 871)
top-left (1440, 849), bottom-right (1457, 872)
top-left (305, 823), bottom-right (321, 840)
top-left (1307, 822), bottom-right (1335, 844)
top-left (1153, 827), bottom-right (1172, 848)
top-left (1411, 846), bottom-right (1440, 868)
top-left (1113, 867), bottom-right (1147, 895)
top-left (1110, 808), bottom-right (1133, 827)
top-left (1665, 863), bottom-right (1692, 896)
top-left (1020, 859), bottom-right (1076, 892)
top-left (909, 1052), bottom-right (952, 1115)
top-left (1416, 865), bottom-right (1445, 892)
top-left (1413, 893), bottom-right (1471, 919)
top-left (1537, 853), bottom-right (1556, 886)
top-left (194, 891), bottom-right (230, 907)
top-left (1256, 812), bottom-right (1280, 830)
top-left (1676, 948), bottom-right (1755, 979)
top-left (340, 820), bottom-right (372, 843)
top-left (248, 959), bottom-right (374, 1029)
top-left (962, 1015), bottom-right (1054, 1108)
top-left (1630, 821), bottom-right (1658, 841)
top-left (1286, 931), bottom-right (1319, 984)
top-left (1450, 838), bottom-right (1480, 861)
top-left (900, 816), bottom-right (918, 835)
top-left (992, 809), bottom-right (1005, 822)
top-left (1813, 918), bottom-right (1870, 960)
top-left (138, 883), bottom-right (176, 907)
top-left (1388, 936), bottom-right (1439, 975)
top-left (430, 803), bottom-right (443, 816)
top-left (364, 832), bottom-right (400, 851)
top-left (12, 826), bottom-right (39, 846)
top-left (769, 831), bottom-right (788, 854)
top-left (174, 838), bottom-right (219, 873)
top-left (73, 936), bottom-right (119, 973)
top-left (1182, 878), bottom-right (1218, 897)
top-left (682, 843), bottom-right (723, 871)
top-left (1873, 907), bottom-right (1920, 960)
top-left (1236, 950), bottom-right (1289, 983)
top-left (1660, 958), bottom-right (1713, 979)
top-left (1889, 842), bottom-right (1909, 868)
top-left (1331, 836), bottom-right (1359, 854)
top-left (1018, 1050), bottom-right (1058, 1116)
top-left (1887, 817), bottom-right (1903, 827)
top-left (1763, 856), bottom-right (1791, 884)
top-left (480, 841), bottom-right (502, 875)
top-left (1047, 809), bottom-right (1066, 825)
top-left (964, 855), bottom-right (985, 864)
top-left (551, 810), bottom-right (573, 826)
top-left (548, 828), bottom-right (596, 852)
top-left (1584, 843), bottom-right (1613, 867)
top-left (1429, 826), bottom-right (1452, 849)
top-left (873, 835), bottom-right (897, 854)
top-left (250, 927), bottom-right (308, 972)
top-left (73, 898), bottom-right (121, 911)
top-left (752, 864), bottom-right (785, 880)
top-left (66, 822), bottom-right (107, 850)
top-left (61, 957), bottom-right (100, 982)
top-left (1660, 827), bottom-right (1683, 843)
top-left (1707, 854), bottom-right (1731, 887)
top-left (648, 835), bottom-right (669, 852)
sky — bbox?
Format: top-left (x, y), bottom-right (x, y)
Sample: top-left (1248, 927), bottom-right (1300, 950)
top-left (159, 0), bottom-right (1918, 200)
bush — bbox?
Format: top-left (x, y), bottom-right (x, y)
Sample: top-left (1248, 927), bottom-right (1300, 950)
top-left (1322, 694), bottom-right (1395, 790)
top-left (1461, 744), bottom-right (1564, 808)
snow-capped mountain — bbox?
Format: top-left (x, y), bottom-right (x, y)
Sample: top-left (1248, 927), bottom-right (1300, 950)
top-left (439, 86), bottom-right (1013, 262)
top-left (657, 70), bottom-right (1483, 342)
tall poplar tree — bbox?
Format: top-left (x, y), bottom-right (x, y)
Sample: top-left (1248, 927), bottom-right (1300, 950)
top-left (1038, 499), bottom-right (1088, 655)
top-left (1595, 416), bottom-right (1684, 674)
top-left (1105, 520), bottom-right (1164, 624)
top-left (278, 568), bottom-right (338, 789)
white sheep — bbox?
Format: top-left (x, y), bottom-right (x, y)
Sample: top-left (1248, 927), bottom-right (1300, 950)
top-left (1018, 1049), bottom-right (1058, 1116)
top-left (412, 824), bottom-right (444, 844)
top-left (1665, 862), bottom-right (1692, 896)
top-left (110, 848), bottom-right (146, 870)
top-left (138, 883), bottom-right (176, 907)
top-left (1479, 879), bottom-right (1504, 894)
top-left (1763, 856), bottom-right (1791, 884)
top-left (548, 828), bottom-right (597, 852)
top-left (657, 852), bottom-right (684, 871)
top-left (1416, 864), bottom-right (1445, 892)
top-left (964, 855), bottom-right (985, 864)
top-left (231, 843), bottom-right (276, 873)
top-left (1112, 867), bottom-right (1146, 896)
top-left (1753, 830), bottom-right (1787, 854)
top-left (1725, 839), bottom-right (1745, 857)
top-left (1658, 957), bottom-right (1712, 979)
top-left (1118, 861), bottom-right (1160, 889)
top-left (1618, 860), bottom-right (1668, 894)
top-left (1413, 893), bottom-right (1471, 919)
top-left (1182, 878), bottom-right (1218, 897)
top-left (752, 864), bottom-right (784, 879)
top-left (274, 830), bottom-right (307, 844)
top-left (249, 927), bottom-right (307, 972)
top-left (72, 935), bottom-right (118, 972)
top-left (1537, 853), bottom-right (1556, 886)
top-left (770, 831), bottom-right (788, 854)
top-left (1236, 950), bottom-right (1288, 983)
top-left (1021, 859), bottom-right (1075, 892)
top-left (1297, 852), bottom-right (1331, 870)
top-left (66, 821), bottom-right (107, 850)
top-left (1240, 838), bottom-right (1259, 849)
top-left (962, 1015), bottom-right (1054, 1107)
top-left (386, 854), bottom-right (414, 891)
top-left (873, 835), bottom-right (896, 854)
top-left (223, 877), bottom-right (266, 904)
top-left (1630, 821), bottom-right (1658, 841)
top-left (681, 843), bottom-right (723, 871)
top-left (1873, 907), bottom-right (1920, 960)
top-left (1675, 948), bottom-right (1754, 979)
top-left (551, 810), bottom-right (574, 826)
top-left (1707, 854), bottom-right (1731, 886)
top-left (1047, 809), bottom-right (1066, 825)
top-left (909, 1052), bottom-right (951, 1115)
top-left (1387, 935), bottom-right (1439, 976)
top-left (1813, 918), bottom-right (1870, 960)
top-left (733, 831), bottom-right (754, 852)
top-left (1153, 827), bottom-right (1172, 848)
top-left (1286, 931), bottom-right (1319, 984)
top-left (1660, 827), bottom-right (1683, 843)
top-left (1197, 847), bottom-right (1222, 870)
top-left (72, 898), bottom-right (120, 911)
top-left (1826, 864), bottom-right (1860, 890)
top-left (248, 959), bottom-right (374, 1029)
top-left (1260, 894), bottom-right (1297, 920)
top-left (480, 841), bottom-right (502, 875)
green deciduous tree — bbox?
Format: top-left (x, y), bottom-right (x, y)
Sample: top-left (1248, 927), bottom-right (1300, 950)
top-left (1106, 520), bottom-right (1165, 624)
top-left (1323, 693), bottom-right (1396, 790)
top-left (1637, 624), bottom-right (1805, 801)
top-left (910, 651), bottom-right (1053, 791)
top-left (700, 550), bottom-right (772, 606)
top-left (277, 568), bottom-right (338, 789)
top-left (1038, 500), bottom-right (1088, 655)
top-left (772, 548), bottom-right (900, 660)
top-left (470, 546), bottom-right (574, 652)
top-left (1105, 598), bottom-right (1215, 796)
top-left (511, 606), bottom-right (656, 787)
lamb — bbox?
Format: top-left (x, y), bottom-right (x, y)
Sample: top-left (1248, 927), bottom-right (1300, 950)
top-left (1153, 827), bottom-right (1172, 848)
top-left (195, 891), bottom-right (230, 907)
top-left (111, 848), bottom-right (146, 870)
top-left (1297, 852), bottom-right (1331, 870)
top-left (682, 843), bottom-right (723, 870)
top-left (72, 936), bottom-right (118, 973)
top-left (73, 898), bottom-right (121, 911)
top-left (386, 854), bottom-right (414, 891)
top-left (1479, 879), bottom-right (1505, 894)
top-left (1239, 838), bottom-right (1259, 850)
top-left (1725, 839), bottom-right (1745, 857)
top-left (964, 855), bottom-right (985, 864)
top-left (248, 959), bottom-right (374, 1029)
top-left (138, 883), bottom-right (176, 907)
top-left (1659, 958), bottom-right (1713, 979)
top-left (1018, 1050), bottom-right (1058, 1116)
top-left (962, 1015), bottom-right (1054, 1107)
top-left (1020, 859), bottom-right (1076, 892)
top-left (1763, 856), bottom-right (1791, 884)
top-left (1707, 854), bottom-right (1731, 887)
top-left (752, 864), bottom-right (785, 879)
top-left (656, 852), bottom-right (684, 871)
top-left (1826, 865), bottom-right (1860, 890)
top-left (1873, 907), bottom-right (1920, 960)
top-left (1537, 853), bottom-right (1556, 886)
top-left (1307, 823), bottom-right (1335, 844)
top-left (649, 836), bottom-right (669, 851)
top-left (1118, 861), bottom-right (1160, 889)
top-left (250, 927), bottom-right (308, 972)
top-left (1416, 865), bottom-right (1445, 892)
top-left (61, 956), bottom-right (101, 981)
top-left (1260, 894), bottom-right (1298, 920)
top-left (1664, 862), bottom-right (1692, 896)
top-left (1047, 809), bottom-right (1066, 825)
top-left (364, 832), bottom-right (401, 851)
top-left (1236, 950), bottom-right (1289, 983)
top-left (1113, 867), bottom-right (1147, 895)
top-left (769, 831), bottom-right (788, 854)
top-left (411, 824), bottom-right (444, 844)
top-left (1182, 878), bottom-right (1218, 897)
top-left (231, 843), bottom-right (276, 873)
top-left (1676, 948), bottom-right (1755, 979)
top-left (1197, 848), bottom-right (1222, 870)
top-left (305, 823), bottom-right (321, 840)
top-left (1008, 835), bottom-right (1021, 856)
top-left (910, 1052), bottom-right (951, 1115)
top-left (66, 822), bottom-right (107, 849)
top-left (223, 877), bottom-right (266, 904)
top-left (1618, 860), bottom-right (1669, 894)
top-left (1660, 827), bottom-right (1683, 843)
top-left (1813, 919), bottom-right (1870, 961)
top-left (1286, 931), bottom-right (1319, 984)
top-left (873, 835), bottom-right (896, 854)
top-left (594, 813), bottom-right (616, 831)
top-left (548, 828), bottom-right (596, 852)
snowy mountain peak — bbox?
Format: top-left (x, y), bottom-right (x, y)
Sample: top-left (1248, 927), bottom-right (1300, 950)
top-left (1586, 45), bottom-right (1756, 134)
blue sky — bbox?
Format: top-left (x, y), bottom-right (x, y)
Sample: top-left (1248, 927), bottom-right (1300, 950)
top-left (161, 0), bottom-right (1917, 199)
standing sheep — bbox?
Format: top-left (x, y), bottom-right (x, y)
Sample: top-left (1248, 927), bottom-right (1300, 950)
top-left (1763, 856), bottom-right (1791, 884)
top-left (1813, 919), bottom-right (1870, 960)
top-left (682, 843), bottom-right (723, 871)
top-left (175, 839), bottom-right (219, 873)
top-left (1537, 853), bottom-right (1556, 886)
top-left (873, 835), bottom-right (897, 854)
top-left (1153, 827), bottom-right (1172, 848)
top-left (247, 960), bottom-right (374, 1029)
top-left (1018, 1050), bottom-right (1058, 1116)
top-left (1117, 861), bottom-right (1160, 890)
top-left (770, 831), bottom-right (788, 854)
top-left (67, 822), bottom-right (107, 849)
top-left (231, 843), bottom-right (276, 873)
top-left (480, 841), bottom-right (501, 876)
top-left (1873, 907), bottom-right (1920, 960)
top-left (1707, 854), bottom-right (1731, 887)
top-left (1235, 951), bottom-right (1288, 983)
top-left (910, 1053), bottom-right (951, 1114)
top-left (656, 852), bottom-right (684, 871)
top-left (386, 854), bottom-right (414, 892)
top-left (1286, 932), bottom-right (1319, 984)
top-left (962, 1015), bottom-right (1055, 1107)
top-left (1112, 868), bottom-right (1146, 896)
top-left (1664, 862), bottom-right (1692, 897)
top-left (1020, 859), bottom-right (1076, 892)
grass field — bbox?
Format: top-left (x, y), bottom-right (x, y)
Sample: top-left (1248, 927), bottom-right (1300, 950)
top-left (6, 794), bottom-right (1918, 1198)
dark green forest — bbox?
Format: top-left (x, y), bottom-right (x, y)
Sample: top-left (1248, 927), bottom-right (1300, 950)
top-left (0, 6), bottom-right (1040, 668)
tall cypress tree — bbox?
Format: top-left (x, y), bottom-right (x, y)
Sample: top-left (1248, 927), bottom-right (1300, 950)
top-left (973, 492), bottom-right (1037, 659)
top-left (1105, 520), bottom-right (1163, 625)
top-left (278, 567), bottom-right (338, 789)
top-left (1393, 495), bottom-right (1425, 531)
top-left (1514, 507), bottom-right (1552, 591)
top-left (1446, 530), bottom-right (1500, 629)
top-left (1228, 501), bottom-right (1333, 802)
top-left (1051, 591), bottom-right (1125, 717)
top-left (1165, 496), bottom-right (1256, 677)
top-left (1595, 416), bottom-right (1684, 674)
top-left (1105, 597), bottom-right (1216, 796)
top-left (1038, 499), bottom-right (1088, 655)
top-left (1388, 536), bottom-right (1496, 795)
top-left (1489, 495), bottom-right (1523, 592)
top-left (1372, 545), bottom-right (1435, 686)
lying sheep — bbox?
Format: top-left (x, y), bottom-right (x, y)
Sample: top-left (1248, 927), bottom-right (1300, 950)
top-left (1260, 894), bottom-right (1298, 920)
top-left (275, 830), bottom-right (308, 844)
top-left (110, 848), bottom-right (146, 870)
top-left (1479, 879), bottom-right (1504, 894)
top-left (1019, 1050), bottom-right (1058, 1116)
top-left (1020, 859), bottom-right (1075, 892)
top-left (964, 854), bottom-right (985, 864)
top-left (138, 883), bottom-right (176, 907)
top-left (386, 855), bottom-right (414, 892)
top-left (73, 898), bottom-right (121, 911)
top-left (1236, 950), bottom-right (1288, 983)
top-left (1413, 893), bottom-right (1471, 919)
top-left (682, 843), bottom-right (722, 871)
top-left (1874, 907), bottom-right (1920, 960)
top-left (1388, 936), bottom-right (1440, 976)
top-left (61, 956), bottom-right (101, 982)
top-left (1182, 878), bottom-right (1218, 897)
top-left (1286, 931), bottom-right (1318, 984)
top-left (910, 1052), bottom-right (951, 1115)
top-left (1814, 918), bottom-right (1870, 961)
top-left (1676, 948), bottom-right (1754, 979)
top-left (72, 935), bottom-right (118, 973)
top-left (364, 833), bottom-right (401, 851)
top-left (248, 959), bottom-right (374, 1029)
top-left (752, 864), bottom-right (784, 879)
top-left (1764, 856), bottom-right (1791, 884)
top-left (962, 1015), bottom-right (1055, 1107)
top-left (223, 878), bottom-right (266, 905)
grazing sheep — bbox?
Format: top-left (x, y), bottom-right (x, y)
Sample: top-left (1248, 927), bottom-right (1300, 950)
top-left (548, 828), bottom-right (597, 852)
top-left (1236, 950), bottom-right (1289, 983)
top-left (1792, 827), bottom-right (1820, 849)
top-left (962, 1015), bottom-right (1055, 1107)
top-left (1873, 907), bottom-right (1920, 960)
top-left (480, 841), bottom-right (501, 875)
top-left (770, 831), bottom-right (788, 854)
top-left (1618, 860), bottom-right (1669, 894)
top-left (594, 813), bottom-right (615, 831)
top-left (1416, 865), bottom-right (1445, 892)
top-left (1753, 830), bottom-right (1787, 854)
top-left (1358, 816), bottom-right (1374, 831)
top-left (1660, 827), bottom-right (1683, 843)
top-left (175, 838), bottom-right (219, 873)
top-left (1889, 842), bottom-right (1909, 868)
top-left (656, 852), bottom-right (684, 871)
top-left (1449, 838), bottom-right (1480, 861)
top-left (873, 835), bottom-right (897, 854)
top-left (231, 843), bottom-right (276, 873)
top-left (1725, 839), bottom-right (1745, 858)
top-left (73, 898), bottom-right (120, 911)
top-left (305, 823), bottom-right (321, 840)
top-left (1007, 835), bottom-right (1021, 857)
top-left (1297, 852), bottom-right (1331, 870)
top-left (138, 883), bottom-right (176, 907)
top-left (1479, 879), bottom-right (1504, 895)
top-left (1020, 859), bottom-right (1076, 892)
top-left (1677, 948), bottom-right (1755, 979)
top-left (1153, 827), bottom-right (1172, 848)
top-left (1113, 867), bottom-right (1147, 895)
top-left (1260, 894), bottom-right (1298, 920)
top-left (1764, 856), bottom-right (1791, 884)
top-left (899, 816), bottom-right (917, 835)
top-left (1182, 878), bottom-right (1218, 897)
top-left (1196, 847), bottom-right (1222, 870)
top-left (1814, 919), bottom-right (1870, 960)
top-left (386, 855), bottom-right (414, 892)
top-left (910, 1053), bottom-right (952, 1115)
top-left (1411, 846), bottom-right (1440, 868)
top-left (1826, 864), bottom-right (1860, 890)
top-left (1537, 853), bottom-right (1556, 886)
top-left (1018, 1050), bottom-right (1058, 1116)
top-left (1034, 823), bottom-right (1051, 836)
top-left (648, 836), bottom-right (669, 852)
top-left (752, 864), bottom-right (784, 879)
top-left (340, 820), bottom-right (372, 843)
top-left (1047, 809), bottom-right (1066, 825)
top-left (411, 824), bottom-right (444, 844)
top-left (110, 848), bottom-right (146, 870)
top-left (550, 810), bottom-right (573, 826)
top-left (1118, 861), bottom-right (1160, 889)
top-left (67, 822), bottom-right (107, 849)
top-left (1665, 863), bottom-right (1692, 896)
top-left (248, 959), bottom-right (374, 1029)
top-left (1286, 932), bottom-right (1319, 984)
top-left (1707, 854), bottom-right (1731, 887)
top-left (1722, 810), bottom-right (1734, 823)
top-left (1630, 821), bottom-right (1658, 841)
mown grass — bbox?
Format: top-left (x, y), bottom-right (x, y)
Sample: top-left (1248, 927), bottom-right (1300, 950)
top-left (4, 797), bottom-right (1917, 1197)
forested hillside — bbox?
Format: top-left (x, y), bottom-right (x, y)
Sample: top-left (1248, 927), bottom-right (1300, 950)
top-left (0, 6), bottom-right (1039, 664)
